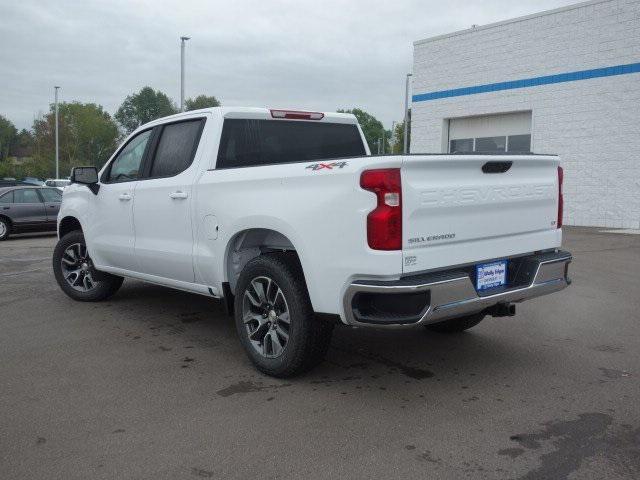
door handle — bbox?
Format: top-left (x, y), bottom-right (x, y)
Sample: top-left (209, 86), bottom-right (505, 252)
top-left (169, 191), bottom-right (188, 199)
top-left (118, 193), bottom-right (132, 201)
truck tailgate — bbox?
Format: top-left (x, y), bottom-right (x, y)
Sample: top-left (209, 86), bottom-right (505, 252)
top-left (401, 154), bottom-right (562, 274)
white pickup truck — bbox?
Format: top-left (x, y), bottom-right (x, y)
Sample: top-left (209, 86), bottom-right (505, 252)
top-left (53, 107), bottom-right (571, 377)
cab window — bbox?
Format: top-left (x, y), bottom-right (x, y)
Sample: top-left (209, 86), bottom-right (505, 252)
top-left (148, 120), bottom-right (204, 178)
top-left (106, 129), bottom-right (153, 182)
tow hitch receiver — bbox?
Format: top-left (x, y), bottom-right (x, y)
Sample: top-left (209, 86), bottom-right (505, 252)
top-left (486, 302), bottom-right (516, 317)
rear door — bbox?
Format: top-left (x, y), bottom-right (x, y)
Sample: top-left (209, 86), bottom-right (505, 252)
top-left (401, 154), bottom-right (561, 273)
top-left (39, 187), bottom-right (62, 227)
top-left (10, 188), bottom-right (47, 227)
top-left (133, 117), bottom-right (206, 282)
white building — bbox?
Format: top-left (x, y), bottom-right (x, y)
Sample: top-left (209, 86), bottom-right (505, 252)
top-left (410, 0), bottom-right (640, 228)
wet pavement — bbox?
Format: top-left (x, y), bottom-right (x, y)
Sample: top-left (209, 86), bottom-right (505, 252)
top-left (1, 228), bottom-right (639, 479)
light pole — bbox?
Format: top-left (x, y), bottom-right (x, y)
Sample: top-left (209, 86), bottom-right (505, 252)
top-left (403, 73), bottom-right (412, 154)
top-left (180, 36), bottom-right (190, 112)
top-left (391, 120), bottom-right (396, 151)
top-left (54, 86), bottom-right (60, 179)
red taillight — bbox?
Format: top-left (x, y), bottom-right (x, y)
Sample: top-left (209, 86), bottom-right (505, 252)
top-left (557, 166), bottom-right (564, 228)
top-left (360, 169), bottom-right (402, 250)
top-left (270, 109), bottom-right (324, 120)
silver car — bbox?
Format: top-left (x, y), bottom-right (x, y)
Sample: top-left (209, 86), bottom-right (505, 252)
top-left (0, 186), bottom-right (62, 240)
top-left (44, 179), bottom-right (71, 190)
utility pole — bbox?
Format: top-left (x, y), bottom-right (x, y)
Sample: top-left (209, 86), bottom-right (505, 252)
top-left (403, 73), bottom-right (412, 154)
top-left (54, 86), bottom-right (60, 179)
top-left (180, 36), bottom-right (190, 112)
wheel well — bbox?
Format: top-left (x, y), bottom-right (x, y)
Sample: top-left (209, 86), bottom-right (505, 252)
top-left (226, 228), bottom-right (299, 295)
top-left (59, 216), bottom-right (83, 238)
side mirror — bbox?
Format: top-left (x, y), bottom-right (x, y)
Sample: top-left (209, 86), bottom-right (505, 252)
top-left (70, 166), bottom-right (99, 194)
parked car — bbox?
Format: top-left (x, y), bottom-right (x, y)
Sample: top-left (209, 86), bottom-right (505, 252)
top-left (0, 186), bottom-right (62, 240)
top-left (23, 177), bottom-right (45, 186)
top-left (0, 179), bottom-right (32, 187)
top-left (53, 107), bottom-right (572, 377)
top-left (45, 179), bottom-right (72, 191)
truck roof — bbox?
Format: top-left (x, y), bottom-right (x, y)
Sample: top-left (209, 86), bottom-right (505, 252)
top-left (139, 107), bottom-right (359, 130)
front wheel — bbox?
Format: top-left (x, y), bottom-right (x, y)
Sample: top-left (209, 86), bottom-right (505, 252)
top-left (424, 312), bottom-right (485, 333)
top-left (234, 253), bottom-right (334, 377)
top-left (53, 231), bottom-right (123, 301)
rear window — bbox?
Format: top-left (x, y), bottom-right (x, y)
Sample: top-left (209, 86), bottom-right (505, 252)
top-left (40, 188), bottom-right (62, 202)
top-left (216, 119), bottom-right (366, 169)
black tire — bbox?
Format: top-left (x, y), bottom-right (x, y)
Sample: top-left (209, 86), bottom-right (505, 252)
top-left (234, 252), bottom-right (334, 378)
top-left (0, 217), bottom-right (10, 241)
top-left (424, 312), bottom-right (485, 333)
top-left (53, 230), bottom-right (123, 301)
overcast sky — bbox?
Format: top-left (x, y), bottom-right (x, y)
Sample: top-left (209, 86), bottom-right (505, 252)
top-left (1, 0), bottom-right (578, 130)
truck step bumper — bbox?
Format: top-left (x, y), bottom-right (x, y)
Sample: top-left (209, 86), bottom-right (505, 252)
top-left (343, 250), bottom-right (572, 327)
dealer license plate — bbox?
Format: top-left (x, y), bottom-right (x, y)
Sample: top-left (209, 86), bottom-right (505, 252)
top-left (476, 260), bottom-right (507, 291)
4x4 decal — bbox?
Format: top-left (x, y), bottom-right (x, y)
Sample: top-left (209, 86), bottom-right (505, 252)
top-left (305, 161), bottom-right (348, 171)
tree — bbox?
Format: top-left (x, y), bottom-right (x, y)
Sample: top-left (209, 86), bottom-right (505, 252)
top-left (115, 87), bottom-right (177, 134)
top-left (391, 120), bottom-right (409, 154)
top-left (337, 108), bottom-right (390, 154)
top-left (185, 94), bottom-right (220, 111)
top-left (9, 129), bottom-right (34, 158)
top-left (30, 102), bottom-right (119, 178)
top-left (0, 115), bottom-right (17, 161)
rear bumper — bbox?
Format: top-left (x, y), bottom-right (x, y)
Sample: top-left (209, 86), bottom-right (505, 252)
top-left (343, 250), bottom-right (572, 327)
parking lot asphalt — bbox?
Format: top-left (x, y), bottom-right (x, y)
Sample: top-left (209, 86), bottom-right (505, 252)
top-left (1, 227), bottom-right (639, 479)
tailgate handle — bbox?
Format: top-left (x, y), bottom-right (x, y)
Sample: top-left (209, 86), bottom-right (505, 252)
top-left (482, 161), bottom-right (512, 174)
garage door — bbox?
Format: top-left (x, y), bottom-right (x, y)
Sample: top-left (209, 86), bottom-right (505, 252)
top-left (448, 111), bottom-right (532, 153)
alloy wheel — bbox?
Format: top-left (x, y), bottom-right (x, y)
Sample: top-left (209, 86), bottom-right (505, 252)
top-left (60, 242), bottom-right (100, 292)
top-left (242, 276), bottom-right (291, 358)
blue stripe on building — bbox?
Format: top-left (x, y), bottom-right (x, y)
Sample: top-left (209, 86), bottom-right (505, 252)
top-left (412, 62), bottom-right (640, 102)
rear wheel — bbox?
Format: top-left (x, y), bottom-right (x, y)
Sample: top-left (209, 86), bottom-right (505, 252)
top-left (53, 231), bottom-right (123, 301)
top-left (0, 217), bottom-right (10, 240)
top-left (234, 253), bottom-right (334, 377)
top-left (424, 312), bottom-right (485, 333)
